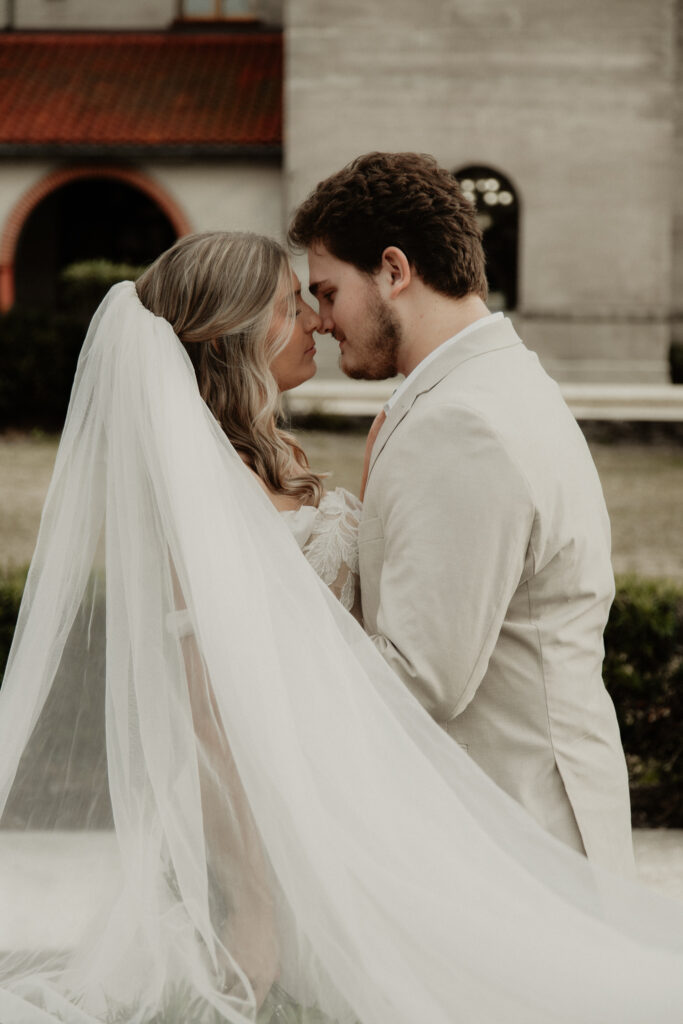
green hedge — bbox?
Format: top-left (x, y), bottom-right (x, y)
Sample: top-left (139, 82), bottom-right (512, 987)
top-left (60, 259), bottom-right (145, 323)
top-left (0, 260), bottom-right (145, 431)
top-left (604, 575), bottom-right (683, 827)
top-left (0, 310), bottom-right (85, 430)
top-left (1, 572), bottom-right (682, 826)
top-left (0, 569), bottom-right (26, 679)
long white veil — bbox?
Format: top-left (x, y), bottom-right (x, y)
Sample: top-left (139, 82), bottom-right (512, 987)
top-left (1, 281), bottom-right (683, 1024)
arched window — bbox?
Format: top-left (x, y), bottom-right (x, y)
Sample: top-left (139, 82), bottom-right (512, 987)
top-left (454, 166), bottom-right (519, 311)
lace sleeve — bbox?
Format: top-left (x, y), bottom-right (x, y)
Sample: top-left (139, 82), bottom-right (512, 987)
top-left (300, 488), bottom-right (363, 624)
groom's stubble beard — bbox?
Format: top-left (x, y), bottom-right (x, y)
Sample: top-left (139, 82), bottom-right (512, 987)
top-left (343, 288), bottom-right (402, 381)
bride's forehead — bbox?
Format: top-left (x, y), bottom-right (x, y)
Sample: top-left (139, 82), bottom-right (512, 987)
top-left (274, 270), bottom-right (300, 306)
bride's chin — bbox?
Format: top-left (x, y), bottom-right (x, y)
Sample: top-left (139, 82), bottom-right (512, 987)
top-left (299, 360), bottom-right (318, 385)
top-left (278, 362), bottom-right (317, 393)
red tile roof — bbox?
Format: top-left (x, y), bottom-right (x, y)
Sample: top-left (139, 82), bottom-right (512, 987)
top-left (0, 32), bottom-right (282, 151)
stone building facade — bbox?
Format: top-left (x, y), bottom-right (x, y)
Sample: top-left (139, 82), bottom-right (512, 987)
top-left (1, 0), bottom-right (681, 383)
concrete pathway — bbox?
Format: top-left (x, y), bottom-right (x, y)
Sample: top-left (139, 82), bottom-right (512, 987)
top-left (0, 831), bottom-right (120, 949)
top-left (1, 829), bottom-right (681, 951)
top-left (633, 828), bottom-right (683, 900)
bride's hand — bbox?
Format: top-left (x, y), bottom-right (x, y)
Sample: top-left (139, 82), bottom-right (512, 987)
top-left (360, 409), bottom-right (387, 500)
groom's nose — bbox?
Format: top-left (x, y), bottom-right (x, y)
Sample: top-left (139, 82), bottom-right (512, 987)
top-left (319, 311), bottom-right (335, 336)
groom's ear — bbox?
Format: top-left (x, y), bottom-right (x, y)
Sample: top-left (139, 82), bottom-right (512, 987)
top-left (380, 247), bottom-right (412, 298)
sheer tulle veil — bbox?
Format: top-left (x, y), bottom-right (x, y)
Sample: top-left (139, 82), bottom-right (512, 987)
top-left (1, 281), bottom-right (683, 1024)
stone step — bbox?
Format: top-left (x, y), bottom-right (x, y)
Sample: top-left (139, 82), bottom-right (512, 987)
top-left (285, 381), bottom-right (683, 422)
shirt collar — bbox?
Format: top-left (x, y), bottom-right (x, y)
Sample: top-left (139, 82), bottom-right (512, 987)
top-left (383, 312), bottom-right (504, 414)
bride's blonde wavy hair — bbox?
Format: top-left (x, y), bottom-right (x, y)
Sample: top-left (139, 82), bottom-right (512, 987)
top-left (136, 231), bottom-right (324, 506)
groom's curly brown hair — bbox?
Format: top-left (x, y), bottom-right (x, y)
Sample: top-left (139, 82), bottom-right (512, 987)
top-left (288, 151), bottom-right (488, 300)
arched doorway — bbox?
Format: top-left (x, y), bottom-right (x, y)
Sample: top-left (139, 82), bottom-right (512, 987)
top-left (14, 178), bottom-right (177, 312)
top-left (0, 167), bottom-right (192, 313)
top-left (454, 166), bottom-right (520, 311)
top-left (0, 169), bottom-right (192, 429)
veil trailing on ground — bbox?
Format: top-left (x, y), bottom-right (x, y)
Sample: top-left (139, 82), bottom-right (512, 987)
top-left (1, 281), bottom-right (683, 1024)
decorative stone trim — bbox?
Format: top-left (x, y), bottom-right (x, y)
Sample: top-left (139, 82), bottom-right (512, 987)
top-left (284, 380), bottom-right (683, 422)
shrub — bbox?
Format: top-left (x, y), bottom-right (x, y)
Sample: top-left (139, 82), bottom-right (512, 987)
top-left (0, 310), bottom-right (84, 430)
top-left (603, 575), bottom-right (683, 827)
top-left (1, 569), bottom-right (682, 826)
top-left (60, 259), bottom-right (146, 322)
top-left (0, 569), bottom-right (26, 679)
top-left (0, 260), bottom-right (146, 431)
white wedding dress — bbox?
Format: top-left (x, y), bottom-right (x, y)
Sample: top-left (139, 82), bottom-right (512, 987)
top-left (1, 282), bottom-right (683, 1024)
top-left (282, 488), bottom-right (363, 624)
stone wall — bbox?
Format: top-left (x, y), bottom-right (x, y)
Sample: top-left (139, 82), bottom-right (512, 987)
top-left (144, 160), bottom-right (283, 238)
top-left (672, 0), bottom-right (683, 350)
top-left (0, 160), bottom-right (283, 243)
top-left (287, 0), bottom-right (677, 382)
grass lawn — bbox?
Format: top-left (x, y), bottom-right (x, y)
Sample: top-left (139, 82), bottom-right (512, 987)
top-left (1, 430), bottom-right (682, 581)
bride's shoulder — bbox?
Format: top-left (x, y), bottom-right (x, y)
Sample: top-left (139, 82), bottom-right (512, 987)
top-left (239, 451), bottom-right (361, 518)
top-left (241, 458), bottom-right (304, 512)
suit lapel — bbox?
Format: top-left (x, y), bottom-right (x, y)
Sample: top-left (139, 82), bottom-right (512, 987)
top-left (366, 317), bottom-right (522, 483)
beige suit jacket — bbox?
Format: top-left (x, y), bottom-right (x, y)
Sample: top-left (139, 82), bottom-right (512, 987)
top-left (359, 317), bottom-right (635, 875)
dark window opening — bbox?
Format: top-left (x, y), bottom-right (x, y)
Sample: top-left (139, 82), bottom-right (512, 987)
top-left (454, 165), bottom-right (519, 311)
top-left (14, 178), bottom-right (177, 314)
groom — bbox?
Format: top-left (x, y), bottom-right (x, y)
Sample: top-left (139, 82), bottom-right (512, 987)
top-left (290, 152), bottom-right (635, 875)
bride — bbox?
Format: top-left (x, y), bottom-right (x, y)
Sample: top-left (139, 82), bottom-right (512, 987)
top-left (1, 231), bottom-right (683, 1024)
top-left (136, 231), bottom-right (363, 623)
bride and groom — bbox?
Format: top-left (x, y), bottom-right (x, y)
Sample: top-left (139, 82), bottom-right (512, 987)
top-left (0, 151), bottom-right (679, 1024)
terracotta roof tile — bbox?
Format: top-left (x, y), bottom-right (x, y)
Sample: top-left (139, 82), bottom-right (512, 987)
top-left (0, 32), bottom-right (282, 149)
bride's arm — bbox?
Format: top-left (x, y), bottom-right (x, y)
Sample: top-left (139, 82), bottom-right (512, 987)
top-left (298, 489), bottom-right (364, 624)
top-left (241, 456), bottom-right (364, 621)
